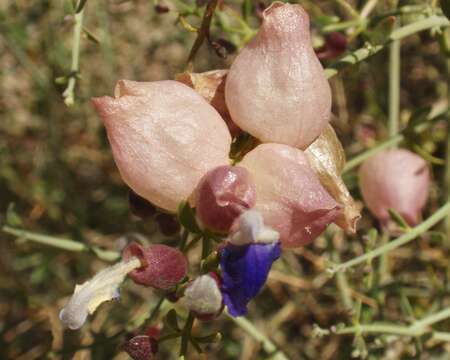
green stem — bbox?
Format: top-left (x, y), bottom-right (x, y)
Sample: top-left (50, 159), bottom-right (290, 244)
top-left (334, 307), bottom-right (450, 340)
top-left (388, 38), bottom-right (401, 138)
top-left (227, 314), bottom-right (289, 360)
top-left (325, 16), bottom-right (450, 79)
top-left (62, 5), bottom-right (84, 106)
top-left (179, 312), bottom-right (195, 357)
top-left (411, 307), bottom-right (450, 329)
top-left (343, 135), bottom-right (403, 173)
top-left (343, 114), bottom-right (441, 173)
top-left (2, 225), bottom-right (119, 261)
top-left (335, 0), bottom-right (360, 19)
top-left (328, 201), bottom-right (450, 274)
top-left (333, 250), bottom-right (354, 310)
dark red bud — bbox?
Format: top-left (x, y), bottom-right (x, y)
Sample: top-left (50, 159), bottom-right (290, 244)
top-left (144, 326), bottom-right (160, 340)
top-left (195, 165), bottom-right (256, 233)
top-left (210, 38), bottom-right (237, 59)
top-left (256, 2), bottom-right (267, 21)
top-left (316, 32), bottom-right (348, 60)
top-left (154, 4), bottom-right (169, 13)
top-left (155, 213), bottom-right (180, 236)
top-left (129, 189), bottom-right (157, 219)
top-left (123, 335), bottom-right (158, 360)
top-left (122, 242), bottom-right (187, 289)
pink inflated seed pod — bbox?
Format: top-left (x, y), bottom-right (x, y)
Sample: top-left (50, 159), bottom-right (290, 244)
top-left (240, 143), bottom-right (341, 248)
top-left (359, 149), bottom-right (430, 226)
top-left (195, 165), bottom-right (256, 233)
top-left (225, 2), bottom-right (332, 149)
top-left (122, 242), bottom-right (187, 289)
top-left (92, 80), bottom-right (231, 212)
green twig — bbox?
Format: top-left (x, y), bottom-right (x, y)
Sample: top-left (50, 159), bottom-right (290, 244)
top-left (335, 0), bottom-right (360, 19)
top-left (179, 312), bottom-right (195, 357)
top-left (227, 314), bottom-right (289, 360)
top-left (388, 37), bottom-right (401, 138)
top-left (62, 5), bottom-right (84, 106)
top-left (343, 135), bottom-right (402, 173)
top-left (342, 110), bottom-right (446, 173)
top-left (325, 15), bottom-right (450, 79)
top-left (2, 225), bottom-right (119, 261)
top-left (332, 306), bottom-right (450, 341)
top-left (328, 201), bottom-right (450, 274)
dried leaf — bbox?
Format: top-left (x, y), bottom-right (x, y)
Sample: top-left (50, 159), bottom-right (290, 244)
top-left (175, 70), bottom-right (241, 137)
top-left (305, 125), bottom-right (361, 233)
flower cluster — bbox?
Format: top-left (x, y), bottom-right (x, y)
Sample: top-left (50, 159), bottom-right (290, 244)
top-left (59, 2), bottom-right (368, 358)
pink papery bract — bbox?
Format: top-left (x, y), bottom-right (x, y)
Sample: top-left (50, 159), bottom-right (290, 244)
top-left (359, 149), bottom-right (430, 226)
top-left (122, 242), bottom-right (187, 289)
top-left (240, 143), bottom-right (341, 248)
top-left (195, 165), bottom-right (256, 233)
top-left (225, 2), bottom-right (331, 149)
top-left (92, 80), bottom-right (231, 212)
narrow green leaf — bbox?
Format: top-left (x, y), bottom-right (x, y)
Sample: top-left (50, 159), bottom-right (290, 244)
top-left (177, 201), bottom-right (202, 234)
top-left (6, 203), bottom-right (23, 227)
top-left (164, 309), bottom-right (180, 331)
top-left (75, 0), bottom-right (88, 13)
top-left (195, 332), bottom-right (222, 343)
top-left (82, 27), bottom-right (100, 44)
top-left (441, 0), bottom-right (450, 20)
top-left (241, 0), bottom-right (252, 22)
top-left (388, 208), bottom-right (411, 230)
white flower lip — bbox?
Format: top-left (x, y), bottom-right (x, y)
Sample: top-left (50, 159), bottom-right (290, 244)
top-left (59, 257), bottom-right (141, 330)
top-left (184, 274), bottom-right (223, 315)
top-left (229, 210), bottom-right (279, 246)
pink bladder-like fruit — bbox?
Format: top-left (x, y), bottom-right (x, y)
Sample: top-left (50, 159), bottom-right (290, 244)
top-left (92, 80), bottom-right (231, 212)
top-left (225, 2), bottom-right (332, 149)
top-left (240, 143), bottom-right (341, 248)
top-left (359, 149), bottom-right (430, 226)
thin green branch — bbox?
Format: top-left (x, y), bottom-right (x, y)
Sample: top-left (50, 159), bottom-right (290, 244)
top-left (335, 0), bottom-right (360, 19)
top-left (388, 38), bottom-right (401, 138)
top-left (227, 314), bottom-right (289, 360)
top-left (325, 15), bottom-right (450, 79)
top-left (2, 225), bottom-right (119, 261)
top-left (332, 306), bottom-right (450, 341)
top-left (62, 6), bottom-right (84, 106)
top-left (343, 112), bottom-right (445, 173)
top-left (343, 135), bottom-right (402, 173)
top-left (328, 201), bottom-right (450, 274)
top-left (179, 312), bottom-right (195, 357)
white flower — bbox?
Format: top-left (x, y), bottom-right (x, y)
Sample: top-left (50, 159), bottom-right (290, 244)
top-left (59, 257), bottom-right (141, 330)
top-left (184, 275), bottom-right (222, 316)
top-left (229, 210), bottom-right (279, 246)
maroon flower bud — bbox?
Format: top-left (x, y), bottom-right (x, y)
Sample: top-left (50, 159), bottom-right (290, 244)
top-left (316, 32), bottom-right (348, 60)
top-left (144, 325), bottom-right (160, 340)
top-left (122, 242), bottom-right (187, 289)
top-left (123, 335), bottom-right (158, 360)
top-left (155, 213), bottom-right (180, 236)
top-left (154, 3), bottom-right (169, 14)
top-left (129, 189), bottom-right (157, 219)
top-left (195, 165), bottom-right (257, 233)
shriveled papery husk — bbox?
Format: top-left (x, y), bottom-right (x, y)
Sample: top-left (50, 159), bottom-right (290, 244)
top-left (176, 70), bottom-right (241, 137)
top-left (305, 125), bottom-right (361, 233)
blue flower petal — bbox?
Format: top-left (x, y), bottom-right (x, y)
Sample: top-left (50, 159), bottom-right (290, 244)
top-left (220, 242), bottom-right (281, 317)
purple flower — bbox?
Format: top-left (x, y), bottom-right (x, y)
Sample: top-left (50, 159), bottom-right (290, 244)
top-left (220, 242), bottom-right (281, 317)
